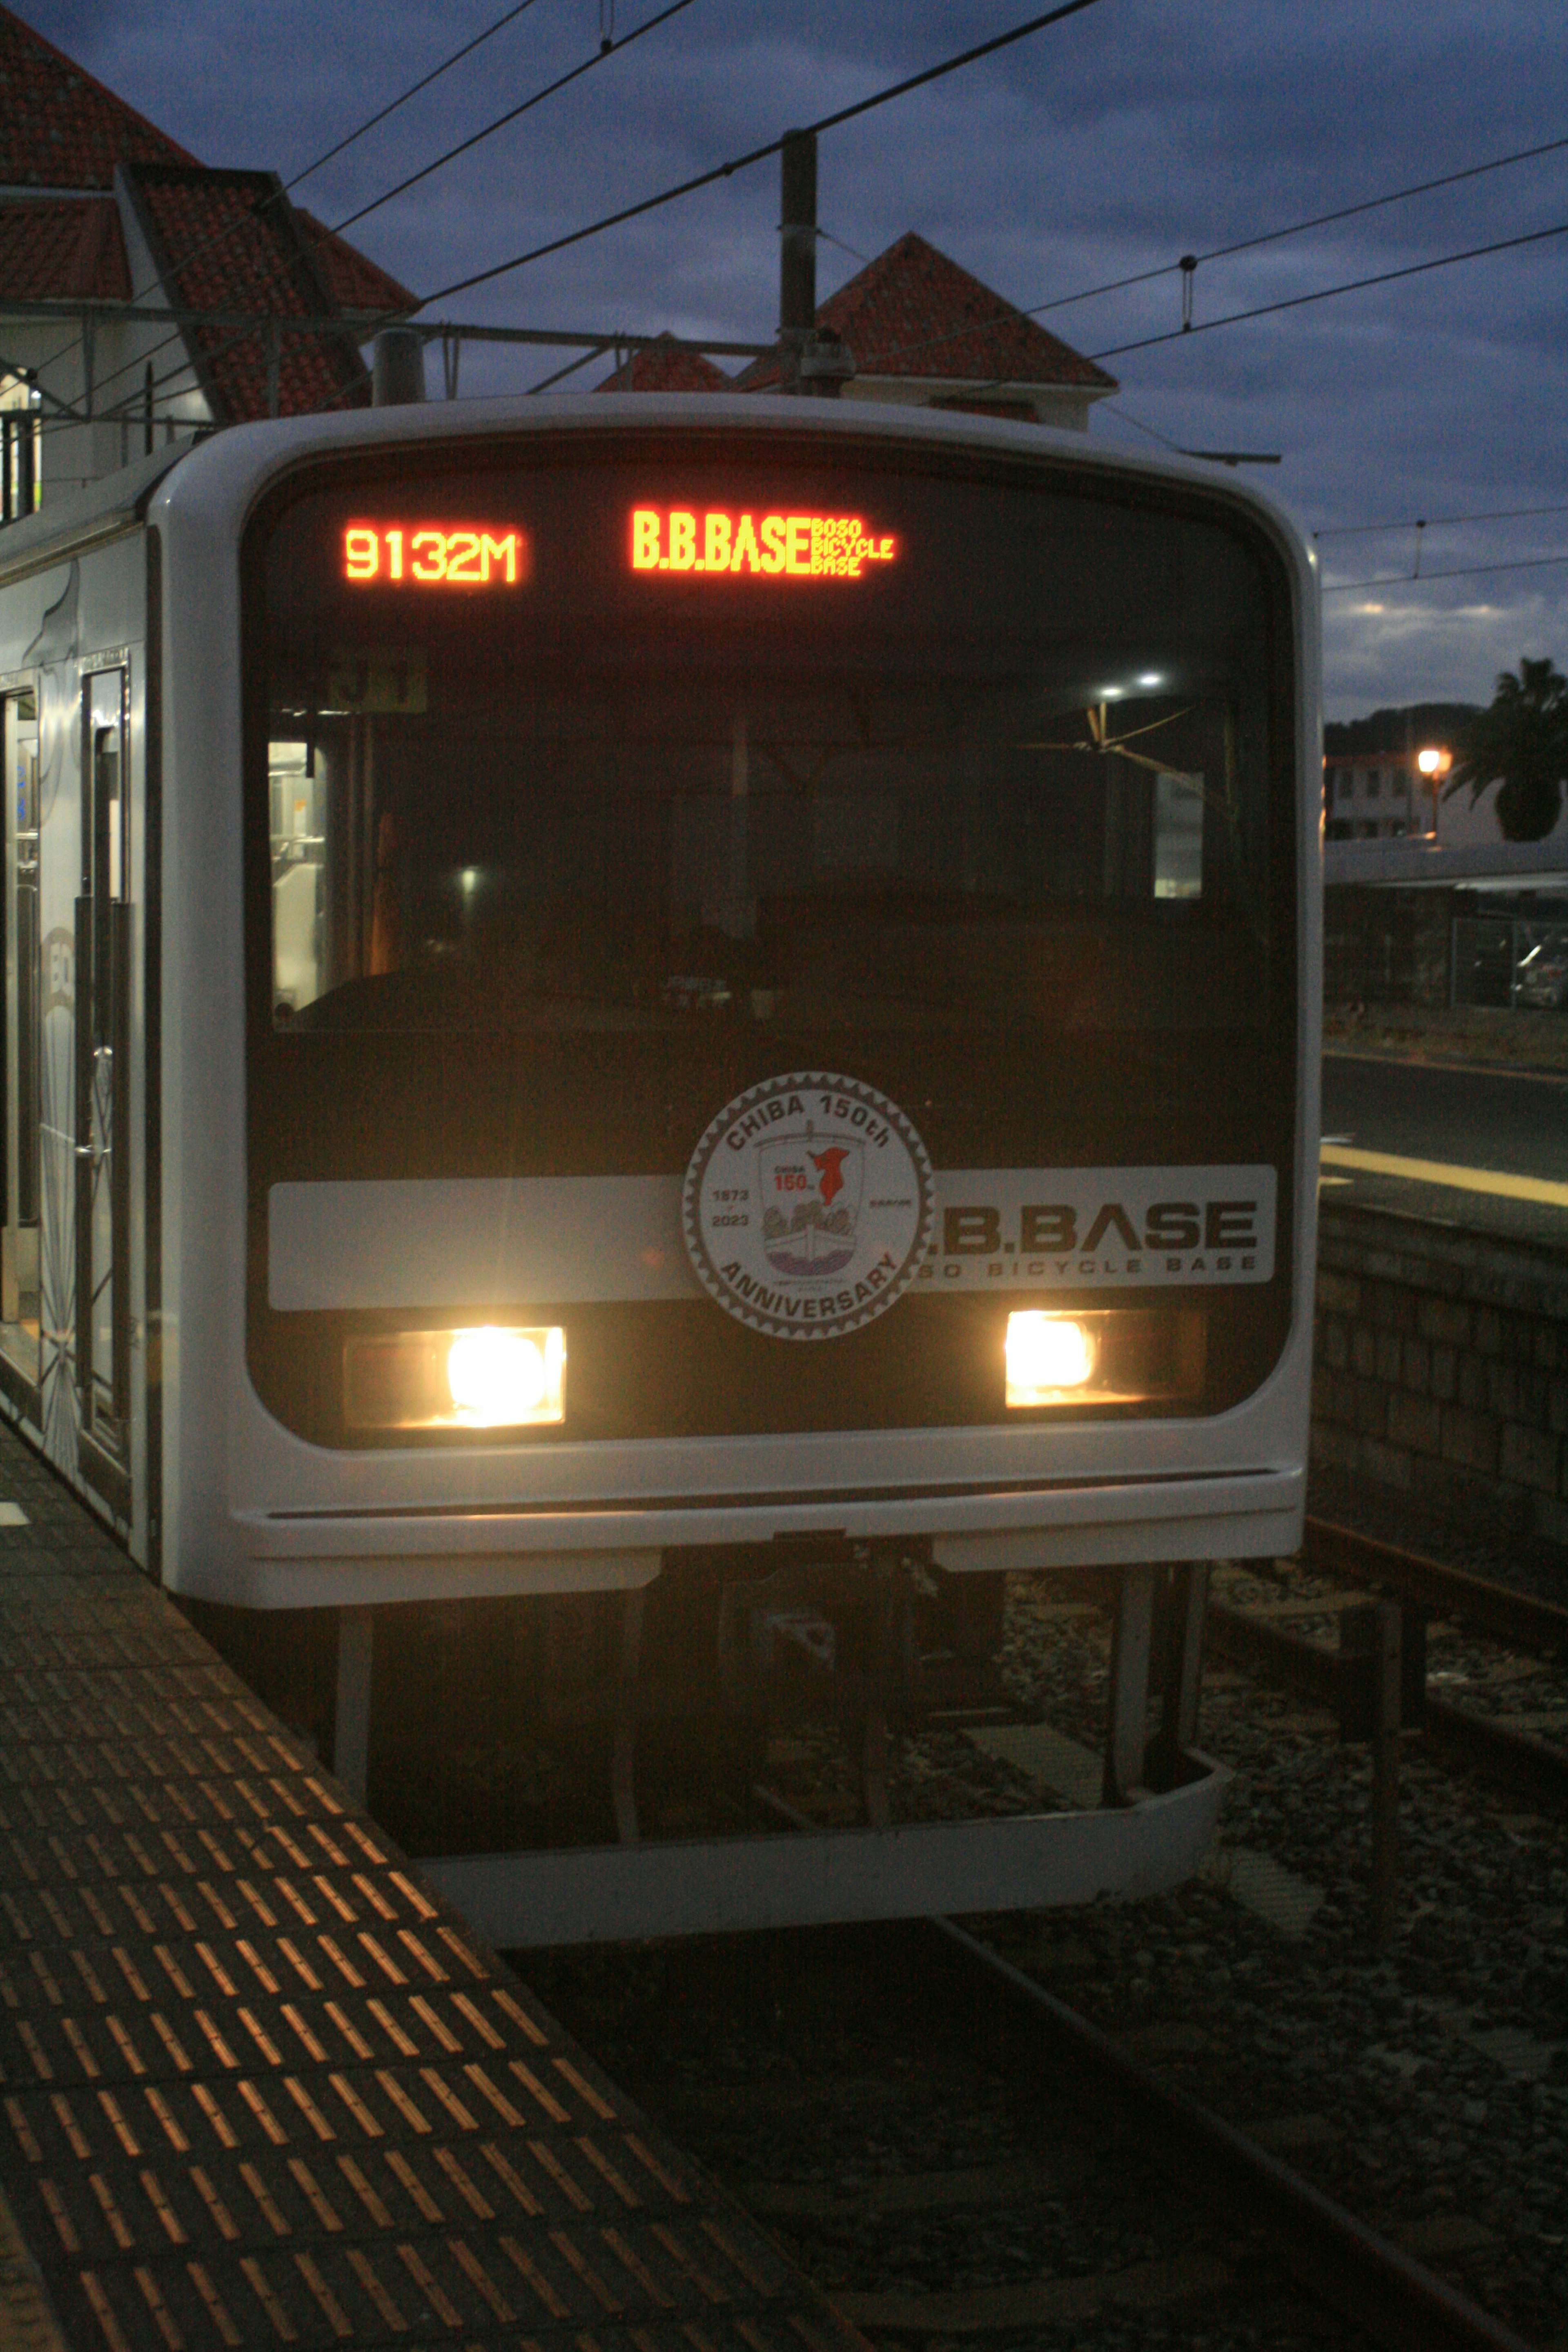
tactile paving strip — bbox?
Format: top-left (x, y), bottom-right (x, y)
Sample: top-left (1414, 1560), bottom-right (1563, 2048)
top-left (0, 1429), bottom-right (864, 2352)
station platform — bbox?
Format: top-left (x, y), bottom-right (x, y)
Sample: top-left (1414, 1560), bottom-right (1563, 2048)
top-left (0, 1425), bottom-right (862, 2352)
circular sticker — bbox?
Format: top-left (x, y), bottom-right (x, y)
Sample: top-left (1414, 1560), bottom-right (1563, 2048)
top-left (683, 1072), bottom-right (934, 1341)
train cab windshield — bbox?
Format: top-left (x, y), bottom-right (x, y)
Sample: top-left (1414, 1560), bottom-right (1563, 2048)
top-left (253, 443), bottom-right (1290, 1044)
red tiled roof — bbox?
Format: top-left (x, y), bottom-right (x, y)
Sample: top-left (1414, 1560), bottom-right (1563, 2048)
top-left (296, 209), bottom-right (413, 318)
top-left (595, 333), bottom-right (734, 393)
top-left (0, 195), bottom-right (128, 300)
top-left (121, 165), bottom-right (368, 423)
top-left (0, 2), bottom-right (195, 187)
top-left (737, 231), bottom-right (1116, 395)
top-left (0, 5), bottom-right (408, 355)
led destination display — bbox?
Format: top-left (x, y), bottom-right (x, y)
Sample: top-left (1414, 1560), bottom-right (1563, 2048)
top-left (630, 508), bottom-right (897, 578)
top-left (336, 511), bottom-right (895, 586)
top-left (342, 524), bottom-right (527, 584)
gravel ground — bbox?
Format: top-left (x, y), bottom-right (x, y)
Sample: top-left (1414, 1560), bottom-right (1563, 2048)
top-left (982, 1577), bottom-right (1568, 2347)
top-left (1207, 1554), bottom-right (1568, 1740)
top-left (528, 1935), bottom-right (1367, 2352)
top-left (523, 1570), bottom-right (1567, 2350)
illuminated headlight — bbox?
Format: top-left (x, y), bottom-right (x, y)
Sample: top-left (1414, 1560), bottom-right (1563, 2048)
top-left (1005, 1310), bottom-right (1205, 1408)
top-left (1007, 1313), bottom-right (1096, 1397)
top-left (344, 1326), bottom-right (565, 1431)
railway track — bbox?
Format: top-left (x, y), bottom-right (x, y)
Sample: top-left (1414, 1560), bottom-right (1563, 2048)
top-left (531, 1913), bottom-right (1540, 2352)
top-left (267, 1524), bottom-right (1561, 2352)
top-left (1303, 1515), bottom-right (1568, 1657)
top-left (1206, 1516), bottom-right (1568, 1810)
top-left (928, 1915), bottom-right (1539, 2352)
top-left (517, 1543), bottom-right (1568, 2352)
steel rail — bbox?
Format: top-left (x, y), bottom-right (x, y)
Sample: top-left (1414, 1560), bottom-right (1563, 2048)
top-left (918, 1914), bottom-right (1539, 2352)
top-left (758, 1789), bottom-right (1538, 2346)
top-left (1204, 1600), bottom-right (1568, 1811)
top-left (1305, 1514), bottom-right (1568, 1654)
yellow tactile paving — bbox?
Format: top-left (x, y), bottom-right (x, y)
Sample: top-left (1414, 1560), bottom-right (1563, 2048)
top-left (1319, 1142), bottom-right (1568, 1209)
top-left (0, 1432), bottom-right (864, 2352)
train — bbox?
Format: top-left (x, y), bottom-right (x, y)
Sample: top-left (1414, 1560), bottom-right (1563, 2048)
top-left (0, 392), bottom-right (1320, 1941)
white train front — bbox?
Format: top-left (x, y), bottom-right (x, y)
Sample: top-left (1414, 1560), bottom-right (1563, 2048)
top-left (0, 396), bottom-right (1321, 1938)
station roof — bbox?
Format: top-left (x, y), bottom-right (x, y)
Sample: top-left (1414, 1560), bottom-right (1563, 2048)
top-left (735, 230), bottom-right (1118, 398)
top-left (119, 163), bottom-right (375, 421)
top-left (0, 0), bottom-right (412, 420)
top-left (0, 0), bottom-right (194, 187)
top-left (0, 192), bottom-right (129, 300)
top-left (595, 332), bottom-right (734, 392)
top-left (296, 209), bottom-right (413, 319)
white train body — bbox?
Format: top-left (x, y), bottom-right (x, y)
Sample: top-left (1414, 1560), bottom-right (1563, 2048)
top-left (0, 397), bottom-right (1320, 1937)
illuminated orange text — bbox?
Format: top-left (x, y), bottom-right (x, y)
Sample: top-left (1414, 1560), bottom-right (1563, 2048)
top-left (343, 524), bottom-right (527, 586)
top-left (629, 508), bottom-right (896, 580)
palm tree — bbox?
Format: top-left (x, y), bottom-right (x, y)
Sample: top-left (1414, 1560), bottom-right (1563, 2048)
top-left (1445, 657), bottom-right (1568, 842)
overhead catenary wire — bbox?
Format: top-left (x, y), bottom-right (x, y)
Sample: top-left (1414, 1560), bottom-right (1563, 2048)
top-left (1322, 552), bottom-right (1568, 593)
top-left (39, 0), bottom-right (687, 426)
top-left (416, 0), bottom-right (1109, 309)
top-left (284, 0), bottom-right (1111, 417)
top-left (24, 0), bottom-right (1561, 500)
top-left (802, 128), bottom-right (1568, 387)
top-left (40, 0), bottom-right (1089, 437)
top-left (1085, 216), bottom-right (1568, 361)
top-left (1028, 130), bottom-right (1568, 320)
top-left (29, 10), bottom-right (1551, 436)
top-left (881, 211), bottom-right (1568, 421)
top-left (328, 0), bottom-right (698, 238)
top-left (71, 0), bottom-right (697, 421)
top-left (48, 0), bottom-right (686, 423)
top-left (1314, 501), bottom-right (1568, 539)
top-left (21, 0), bottom-right (568, 411)
top-left (22, 307), bottom-right (773, 442)
top-left (292, 0), bottom-right (547, 186)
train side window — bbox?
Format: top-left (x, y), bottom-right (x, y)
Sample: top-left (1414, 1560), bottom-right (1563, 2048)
top-left (268, 737), bottom-right (325, 1017)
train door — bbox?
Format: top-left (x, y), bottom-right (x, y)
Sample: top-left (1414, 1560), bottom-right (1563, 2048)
top-left (0, 686), bottom-right (40, 1399)
top-left (76, 664), bottom-right (131, 1512)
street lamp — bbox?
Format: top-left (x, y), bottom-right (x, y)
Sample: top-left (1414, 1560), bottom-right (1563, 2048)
top-left (1417, 746), bottom-right (1451, 840)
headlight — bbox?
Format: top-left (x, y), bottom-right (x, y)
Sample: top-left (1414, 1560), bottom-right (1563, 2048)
top-left (1005, 1310), bottom-right (1204, 1408)
top-left (344, 1325), bottom-right (566, 1431)
top-left (1007, 1313), bottom-right (1096, 1396)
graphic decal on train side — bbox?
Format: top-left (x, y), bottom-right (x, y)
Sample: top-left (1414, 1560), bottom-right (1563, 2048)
top-left (914, 1167), bottom-right (1276, 1287)
top-left (682, 1074), bottom-right (935, 1341)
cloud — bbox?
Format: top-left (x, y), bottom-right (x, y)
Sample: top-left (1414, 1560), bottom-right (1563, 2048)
top-left (14, 0), bottom-right (1568, 712)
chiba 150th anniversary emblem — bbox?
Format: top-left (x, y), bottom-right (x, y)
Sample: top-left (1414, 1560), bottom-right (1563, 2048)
top-left (683, 1073), bottom-right (935, 1340)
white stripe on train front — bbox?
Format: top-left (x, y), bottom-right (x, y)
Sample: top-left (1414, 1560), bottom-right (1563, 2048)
top-left (267, 1165), bottom-right (1274, 1312)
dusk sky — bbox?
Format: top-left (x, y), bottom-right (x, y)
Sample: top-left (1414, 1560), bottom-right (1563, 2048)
top-left (23, 0), bottom-right (1568, 718)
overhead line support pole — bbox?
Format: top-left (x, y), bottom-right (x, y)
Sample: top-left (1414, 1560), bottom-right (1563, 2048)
top-left (778, 128), bottom-right (816, 396)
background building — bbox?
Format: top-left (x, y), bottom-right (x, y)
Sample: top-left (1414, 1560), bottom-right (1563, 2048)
top-left (0, 1), bottom-right (409, 520)
top-left (599, 231), bottom-right (1118, 426)
top-left (1323, 748), bottom-right (1433, 842)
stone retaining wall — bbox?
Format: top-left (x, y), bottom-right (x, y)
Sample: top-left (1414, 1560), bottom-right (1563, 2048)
top-left (1312, 1205), bottom-right (1568, 1546)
